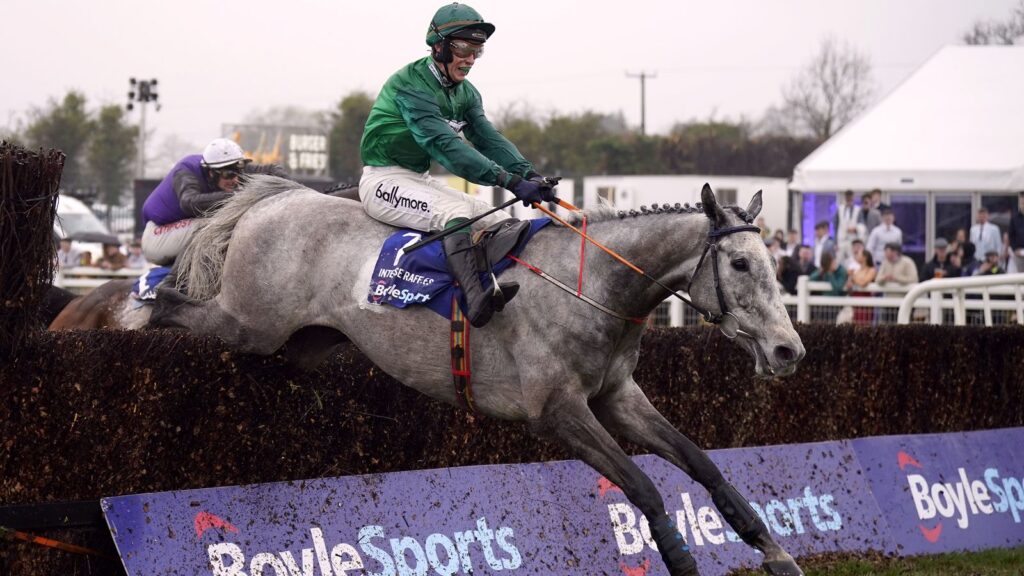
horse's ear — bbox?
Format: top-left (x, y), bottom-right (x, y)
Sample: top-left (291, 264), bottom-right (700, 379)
top-left (746, 190), bottom-right (763, 221)
top-left (700, 183), bottom-right (728, 227)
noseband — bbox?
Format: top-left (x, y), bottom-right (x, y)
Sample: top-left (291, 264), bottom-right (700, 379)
top-left (684, 223), bottom-right (761, 336)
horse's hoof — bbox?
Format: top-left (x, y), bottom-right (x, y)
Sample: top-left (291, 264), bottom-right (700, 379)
top-left (762, 557), bottom-right (804, 576)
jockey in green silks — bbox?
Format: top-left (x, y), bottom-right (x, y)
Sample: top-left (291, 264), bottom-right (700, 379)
top-left (358, 2), bottom-right (555, 328)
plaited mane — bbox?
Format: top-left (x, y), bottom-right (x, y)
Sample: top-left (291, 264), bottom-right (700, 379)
top-left (568, 202), bottom-right (754, 226)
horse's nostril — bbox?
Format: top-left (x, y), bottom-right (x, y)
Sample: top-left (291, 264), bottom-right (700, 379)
top-left (774, 345), bottom-right (799, 364)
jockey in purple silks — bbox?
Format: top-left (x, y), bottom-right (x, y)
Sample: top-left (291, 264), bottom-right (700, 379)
top-left (141, 138), bottom-right (287, 266)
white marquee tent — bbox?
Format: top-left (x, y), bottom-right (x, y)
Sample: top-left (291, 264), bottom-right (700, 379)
top-left (791, 45), bottom-right (1024, 193)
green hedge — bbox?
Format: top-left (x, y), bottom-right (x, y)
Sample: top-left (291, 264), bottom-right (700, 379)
top-left (1, 325), bottom-right (1022, 573)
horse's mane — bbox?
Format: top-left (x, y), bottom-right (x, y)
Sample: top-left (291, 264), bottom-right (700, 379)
top-left (567, 200), bottom-right (754, 226)
top-left (178, 175), bottom-right (306, 300)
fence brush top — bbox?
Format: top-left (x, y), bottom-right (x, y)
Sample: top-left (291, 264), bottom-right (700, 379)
top-left (0, 141), bottom-right (65, 357)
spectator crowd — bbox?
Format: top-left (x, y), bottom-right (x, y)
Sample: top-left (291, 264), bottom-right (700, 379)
top-left (763, 189), bottom-right (1024, 324)
top-left (56, 238), bottom-right (149, 271)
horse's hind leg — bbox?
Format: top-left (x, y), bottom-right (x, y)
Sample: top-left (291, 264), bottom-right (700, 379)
top-left (592, 379), bottom-right (803, 576)
top-left (531, 389), bottom-right (699, 576)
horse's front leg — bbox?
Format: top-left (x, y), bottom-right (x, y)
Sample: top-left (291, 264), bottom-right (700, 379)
top-left (531, 388), bottom-right (700, 576)
top-left (591, 379), bottom-right (804, 576)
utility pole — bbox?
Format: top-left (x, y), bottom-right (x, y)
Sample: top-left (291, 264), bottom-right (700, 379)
top-left (126, 78), bottom-right (161, 179)
top-left (625, 71), bottom-right (657, 135)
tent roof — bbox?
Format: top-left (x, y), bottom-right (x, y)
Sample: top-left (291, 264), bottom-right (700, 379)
top-left (791, 45), bottom-right (1024, 192)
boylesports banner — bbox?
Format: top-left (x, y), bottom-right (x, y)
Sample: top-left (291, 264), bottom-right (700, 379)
top-left (102, 429), bottom-right (1022, 575)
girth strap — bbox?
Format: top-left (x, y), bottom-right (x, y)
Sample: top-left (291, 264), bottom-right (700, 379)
top-left (450, 293), bottom-right (474, 411)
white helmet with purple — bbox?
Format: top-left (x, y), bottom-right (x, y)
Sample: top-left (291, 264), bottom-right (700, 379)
top-left (201, 138), bottom-right (247, 169)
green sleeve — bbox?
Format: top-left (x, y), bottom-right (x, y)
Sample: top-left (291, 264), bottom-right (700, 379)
top-left (462, 88), bottom-right (534, 177)
top-left (393, 87), bottom-right (512, 187)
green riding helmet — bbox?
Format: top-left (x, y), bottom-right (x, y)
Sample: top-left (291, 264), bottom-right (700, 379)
top-left (425, 3), bottom-right (495, 46)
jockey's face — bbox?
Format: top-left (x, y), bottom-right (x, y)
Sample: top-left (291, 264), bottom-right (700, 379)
top-left (443, 39), bottom-right (483, 83)
top-left (212, 165), bottom-right (243, 192)
top-left (218, 173), bottom-right (241, 192)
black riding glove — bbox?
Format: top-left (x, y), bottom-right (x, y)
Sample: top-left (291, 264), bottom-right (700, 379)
top-left (507, 175), bottom-right (546, 207)
top-left (526, 171), bottom-right (558, 203)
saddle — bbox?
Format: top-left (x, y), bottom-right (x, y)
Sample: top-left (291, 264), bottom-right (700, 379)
top-left (367, 217), bottom-right (549, 319)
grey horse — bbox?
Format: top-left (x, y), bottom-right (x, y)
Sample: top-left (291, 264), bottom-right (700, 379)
top-left (152, 175), bottom-right (806, 576)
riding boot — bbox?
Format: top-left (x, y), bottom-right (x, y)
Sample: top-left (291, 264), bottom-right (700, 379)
top-left (443, 231), bottom-right (515, 328)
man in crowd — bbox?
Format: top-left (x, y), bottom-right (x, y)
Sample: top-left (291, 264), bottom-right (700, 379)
top-left (812, 220), bottom-right (835, 269)
top-left (845, 238), bottom-right (866, 273)
top-left (878, 243), bottom-right (918, 286)
top-left (969, 207), bottom-right (1002, 263)
top-left (920, 237), bottom-right (960, 281)
top-left (797, 245), bottom-right (817, 276)
top-left (976, 251), bottom-right (1004, 276)
top-left (833, 190), bottom-right (863, 263)
top-left (56, 237), bottom-right (82, 268)
top-left (865, 207), bottom-right (902, 267)
top-left (786, 229), bottom-right (801, 259)
top-left (858, 191), bottom-right (882, 236)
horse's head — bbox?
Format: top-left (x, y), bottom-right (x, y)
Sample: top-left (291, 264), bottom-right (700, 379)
top-left (687, 184), bottom-right (804, 378)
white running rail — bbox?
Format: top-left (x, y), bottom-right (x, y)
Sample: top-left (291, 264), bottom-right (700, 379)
top-left (54, 267), bottom-right (144, 294)
top-left (896, 273), bottom-right (1024, 326)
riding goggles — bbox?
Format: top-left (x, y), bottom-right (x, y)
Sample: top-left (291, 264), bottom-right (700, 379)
top-left (449, 39), bottom-right (484, 59)
top-left (214, 165), bottom-right (245, 180)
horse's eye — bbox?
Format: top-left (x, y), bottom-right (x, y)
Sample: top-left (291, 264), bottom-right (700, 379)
top-left (731, 258), bottom-right (749, 272)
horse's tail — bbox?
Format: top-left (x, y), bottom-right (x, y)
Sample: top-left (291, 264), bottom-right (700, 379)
top-left (178, 175), bottom-right (302, 300)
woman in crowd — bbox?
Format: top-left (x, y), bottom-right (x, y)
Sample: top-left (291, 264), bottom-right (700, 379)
top-left (810, 252), bottom-right (847, 323)
top-left (845, 249), bottom-right (877, 324)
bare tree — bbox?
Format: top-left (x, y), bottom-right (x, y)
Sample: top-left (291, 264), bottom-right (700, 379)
top-left (781, 37), bottom-right (874, 141)
top-left (963, 0), bottom-right (1024, 45)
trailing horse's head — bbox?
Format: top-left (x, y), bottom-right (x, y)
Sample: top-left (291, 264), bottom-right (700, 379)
top-left (690, 183), bottom-right (804, 378)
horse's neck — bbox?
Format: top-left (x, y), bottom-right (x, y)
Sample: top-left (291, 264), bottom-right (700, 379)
top-left (535, 213), bottom-right (710, 317)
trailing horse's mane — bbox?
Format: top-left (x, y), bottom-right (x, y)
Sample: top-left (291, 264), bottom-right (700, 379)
top-left (568, 201), bottom-right (754, 226)
top-left (178, 175), bottom-right (306, 300)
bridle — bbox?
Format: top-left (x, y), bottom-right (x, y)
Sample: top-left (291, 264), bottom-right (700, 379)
top-left (512, 201), bottom-right (763, 340)
top-left (683, 222), bottom-right (762, 338)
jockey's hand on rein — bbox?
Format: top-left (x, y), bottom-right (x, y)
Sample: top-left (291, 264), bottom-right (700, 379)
top-left (527, 172), bottom-right (559, 203)
top-left (507, 174), bottom-right (546, 207)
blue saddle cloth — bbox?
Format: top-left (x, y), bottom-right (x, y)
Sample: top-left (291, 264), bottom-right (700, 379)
top-left (368, 218), bottom-right (551, 318)
top-left (132, 266), bottom-right (172, 301)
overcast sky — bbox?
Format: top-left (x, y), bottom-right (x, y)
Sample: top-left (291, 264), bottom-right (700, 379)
top-left (2, 0), bottom-right (1018, 173)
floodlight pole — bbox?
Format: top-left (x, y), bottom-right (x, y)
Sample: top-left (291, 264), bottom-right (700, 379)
top-left (626, 70), bottom-right (657, 135)
top-left (126, 78), bottom-right (161, 179)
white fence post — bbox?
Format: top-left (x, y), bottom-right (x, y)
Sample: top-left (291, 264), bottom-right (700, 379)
top-left (796, 275), bottom-right (810, 323)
